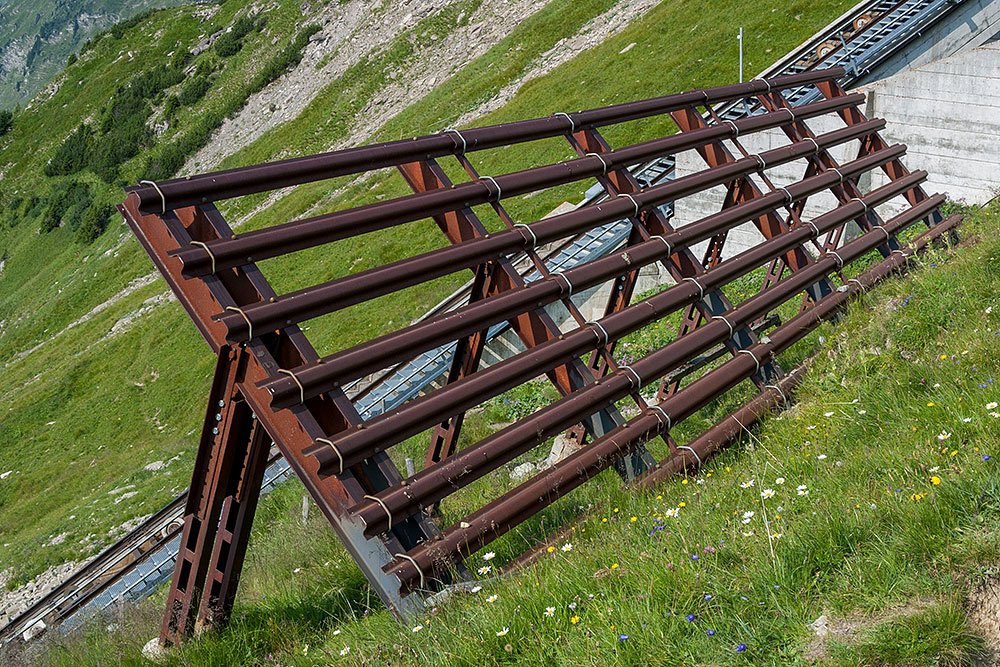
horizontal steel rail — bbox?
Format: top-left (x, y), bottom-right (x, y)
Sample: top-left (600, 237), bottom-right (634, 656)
top-left (132, 69), bottom-right (844, 214)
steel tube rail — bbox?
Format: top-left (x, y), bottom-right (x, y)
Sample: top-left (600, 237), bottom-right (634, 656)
top-left (636, 361), bottom-right (814, 487)
top-left (387, 212), bottom-right (962, 590)
top-left (134, 69), bottom-right (845, 214)
top-left (351, 190), bottom-right (942, 534)
top-left (176, 94), bottom-right (865, 278)
top-left (264, 121), bottom-right (891, 407)
top-left (217, 96), bottom-right (871, 340)
top-left (310, 182), bottom-right (937, 485)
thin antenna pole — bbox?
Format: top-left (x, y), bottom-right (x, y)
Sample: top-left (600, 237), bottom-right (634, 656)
top-left (738, 27), bottom-right (744, 82)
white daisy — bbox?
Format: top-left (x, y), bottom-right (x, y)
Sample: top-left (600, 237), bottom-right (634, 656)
top-left (797, 485), bottom-right (809, 496)
top-left (340, 647), bottom-right (350, 656)
top-left (482, 551), bottom-right (496, 561)
top-left (561, 543), bottom-right (573, 552)
top-left (817, 454), bottom-right (827, 460)
top-left (412, 625), bottom-right (423, 633)
top-left (761, 489), bottom-right (775, 499)
top-left (775, 477), bottom-right (785, 485)
top-left (987, 402), bottom-right (998, 410)
top-left (486, 594), bottom-right (498, 603)
top-left (937, 431), bottom-right (951, 442)
top-left (665, 507), bottom-right (679, 518)
top-left (478, 565), bottom-right (491, 576)
top-left (544, 607), bottom-right (555, 617)
top-left (740, 479), bottom-right (755, 489)
top-left (496, 627), bottom-right (509, 637)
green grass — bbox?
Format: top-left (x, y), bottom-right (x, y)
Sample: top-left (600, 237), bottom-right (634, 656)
top-left (0, 0), bottom-right (859, 588)
top-left (25, 201), bottom-right (1000, 666)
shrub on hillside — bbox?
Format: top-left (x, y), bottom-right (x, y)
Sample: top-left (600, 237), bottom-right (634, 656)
top-left (40, 180), bottom-right (91, 233)
top-left (75, 203), bottom-right (115, 244)
top-left (214, 15), bottom-right (257, 57)
top-left (0, 109), bottom-right (12, 136)
top-left (45, 124), bottom-right (92, 177)
top-left (177, 76), bottom-right (211, 106)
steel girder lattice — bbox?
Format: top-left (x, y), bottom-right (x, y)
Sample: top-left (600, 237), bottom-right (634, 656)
top-left (119, 67), bottom-right (960, 643)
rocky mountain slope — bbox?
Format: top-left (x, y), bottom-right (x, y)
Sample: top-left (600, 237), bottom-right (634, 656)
top-left (0, 0), bottom-right (184, 107)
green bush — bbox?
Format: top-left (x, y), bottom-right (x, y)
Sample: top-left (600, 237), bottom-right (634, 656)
top-left (75, 202), bottom-right (115, 244)
top-left (177, 76), bottom-right (211, 106)
top-left (44, 124), bottom-right (92, 176)
top-left (0, 109), bottom-right (13, 136)
top-left (214, 15), bottom-right (257, 57)
top-left (66, 53), bottom-right (77, 67)
top-left (163, 94), bottom-right (180, 118)
top-left (39, 180), bottom-right (92, 233)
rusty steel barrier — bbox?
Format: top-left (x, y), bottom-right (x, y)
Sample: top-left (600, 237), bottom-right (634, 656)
top-left (120, 67), bottom-right (959, 643)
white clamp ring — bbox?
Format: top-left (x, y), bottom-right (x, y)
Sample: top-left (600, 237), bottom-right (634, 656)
top-left (805, 220), bottom-right (821, 237)
top-left (849, 197), bottom-right (868, 214)
top-left (758, 78), bottom-right (772, 93)
top-left (777, 186), bottom-right (794, 204)
top-left (649, 405), bottom-right (672, 431)
top-left (394, 553), bottom-right (426, 590)
top-left (553, 112), bottom-right (575, 134)
top-left (588, 321), bottom-right (610, 347)
top-left (723, 119), bottom-right (739, 138)
top-left (831, 168), bottom-right (845, 184)
top-left (622, 193), bottom-right (641, 219)
top-left (739, 348), bottom-right (762, 373)
top-left (827, 250), bottom-right (845, 269)
top-left (139, 180), bottom-right (167, 214)
top-left (514, 223), bottom-right (537, 248)
top-left (552, 271), bottom-right (574, 296)
top-left (621, 365), bottom-right (643, 389)
top-left (805, 137), bottom-right (820, 154)
top-left (650, 235), bottom-right (671, 256)
top-left (891, 249), bottom-right (908, 259)
top-left (364, 494), bottom-right (394, 531)
top-left (847, 278), bottom-right (867, 293)
top-left (873, 225), bottom-right (891, 243)
top-left (765, 383), bottom-right (788, 406)
top-left (677, 445), bottom-right (703, 467)
top-left (754, 154), bottom-right (767, 171)
top-left (783, 108), bottom-right (796, 122)
top-left (586, 152), bottom-right (610, 175)
top-left (441, 128), bottom-right (467, 155)
top-left (190, 241), bottom-right (217, 274)
top-left (225, 306), bottom-right (253, 341)
top-left (683, 276), bottom-right (705, 299)
top-left (712, 315), bottom-right (736, 338)
top-left (277, 368), bottom-right (306, 404)
top-left (481, 175), bottom-right (502, 202)
top-left (315, 437), bottom-right (345, 475)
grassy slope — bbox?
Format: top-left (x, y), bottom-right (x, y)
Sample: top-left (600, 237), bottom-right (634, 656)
top-left (34, 203), bottom-right (1000, 665)
top-left (0, 0), bottom-right (857, 586)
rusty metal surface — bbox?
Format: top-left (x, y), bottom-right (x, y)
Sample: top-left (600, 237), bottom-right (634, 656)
top-left (120, 67), bottom-right (958, 638)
